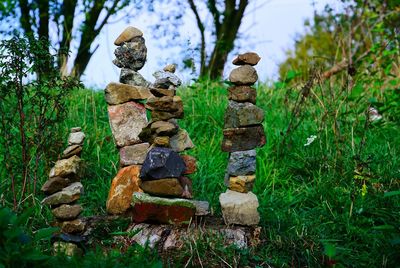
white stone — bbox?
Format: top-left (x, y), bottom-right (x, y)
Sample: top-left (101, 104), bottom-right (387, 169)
top-left (219, 190), bottom-right (260, 226)
top-left (68, 132), bottom-right (85, 145)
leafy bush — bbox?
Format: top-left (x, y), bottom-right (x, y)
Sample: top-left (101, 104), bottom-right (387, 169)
top-left (0, 36), bottom-right (81, 210)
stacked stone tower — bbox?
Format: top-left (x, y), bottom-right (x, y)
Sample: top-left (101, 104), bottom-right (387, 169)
top-left (219, 52), bottom-right (265, 226)
top-left (41, 127), bottom-right (86, 255)
top-left (106, 26), bottom-right (207, 224)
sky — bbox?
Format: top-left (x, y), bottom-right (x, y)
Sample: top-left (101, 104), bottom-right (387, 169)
top-left (81, 0), bottom-right (340, 88)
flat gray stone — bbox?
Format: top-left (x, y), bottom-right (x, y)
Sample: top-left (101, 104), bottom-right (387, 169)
top-left (229, 65), bottom-right (258, 85)
top-left (224, 101), bottom-right (264, 128)
top-left (68, 132), bottom-right (85, 145)
top-left (52, 204), bottom-right (83, 220)
top-left (153, 70), bottom-right (181, 87)
top-left (227, 149), bottom-right (256, 176)
top-left (119, 143), bottom-right (150, 166)
top-left (120, 68), bottom-right (151, 87)
top-left (42, 182), bottom-right (83, 206)
top-left (219, 190), bottom-right (260, 226)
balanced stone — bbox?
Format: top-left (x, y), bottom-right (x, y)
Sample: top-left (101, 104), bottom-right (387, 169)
top-left (114, 26), bottom-right (143, 46)
top-left (120, 68), bottom-right (150, 87)
top-left (151, 121), bottom-right (179, 136)
top-left (227, 86), bottom-right (257, 104)
top-left (227, 149), bottom-right (256, 176)
top-left (150, 87), bottom-right (175, 97)
top-left (219, 190), bottom-right (260, 226)
top-left (153, 78), bottom-right (175, 89)
top-left (170, 129), bottom-right (195, 152)
top-left (140, 178), bottom-right (183, 197)
top-left (181, 155), bottom-right (197, 175)
top-left (163, 64), bottom-right (176, 73)
top-left (108, 102), bottom-right (148, 147)
top-left (42, 182), bottom-right (83, 206)
top-left (145, 96), bottom-right (183, 112)
top-left (232, 52), bottom-right (261, 66)
top-left (224, 101), bottom-right (264, 128)
top-left (62, 145), bottom-right (82, 159)
top-left (228, 175), bottom-right (255, 193)
top-left (53, 241), bottom-right (83, 256)
top-left (131, 192), bottom-right (196, 225)
top-left (50, 155), bottom-right (83, 178)
top-left (153, 136), bottom-right (170, 147)
top-left (52, 204), bottom-right (83, 220)
top-left (105, 82), bottom-right (153, 105)
top-left (68, 132), bottom-right (85, 146)
top-left (229, 65), bottom-right (258, 85)
top-left (70, 127), bottom-right (81, 133)
top-left (153, 70), bottom-right (181, 87)
top-left (140, 147), bottom-right (186, 180)
top-left (151, 109), bottom-right (184, 121)
top-left (119, 143), bottom-right (150, 167)
top-left (41, 176), bottom-right (74, 195)
top-left (106, 165), bottom-right (142, 215)
top-left (113, 36), bottom-right (147, 71)
top-left (61, 219), bottom-right (86, 234)
top-left (222, 125), bottom-right (265, 152)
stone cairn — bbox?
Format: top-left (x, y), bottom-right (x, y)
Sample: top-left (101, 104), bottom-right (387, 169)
top-left (41, 127), bottom-right (86, 256)
top-left (105, 26), bottom-right (209, 225)
top-left (219, 52), bottom-right (266, 226)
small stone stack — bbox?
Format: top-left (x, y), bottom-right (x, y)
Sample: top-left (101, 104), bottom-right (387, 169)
top-left (106, 26), bottom-right (207, 224)
top-left (41, 127), bottom-right (86, 256)
top-left (219, 52), bottom-right (266, 226)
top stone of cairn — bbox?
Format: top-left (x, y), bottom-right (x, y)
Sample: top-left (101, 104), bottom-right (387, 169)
top-left (114, 26), bottom-right (143, 46)
top-left (232, 52), bottom-right (261, 66)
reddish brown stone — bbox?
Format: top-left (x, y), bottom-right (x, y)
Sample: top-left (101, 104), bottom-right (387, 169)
top-left (131, 193), bottom-right (195, 225)
top-left (181, 155), bottom-right (197, 175)
top-left (106, 165), bottom-right (143, 215)
top-left (232, 52), bottom-right (261, 66)
top-left (227, 86), bottom-right (257, 104)
top-left (222, 125), bottom-right (266, 152)
top-left (108, 102), bottom-right (148, 147)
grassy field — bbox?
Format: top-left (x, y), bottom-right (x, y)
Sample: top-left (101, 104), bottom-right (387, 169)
top-left (54, 80), bottom-right (400, 267)
top-left (2, 80), bottom-right (399, 267)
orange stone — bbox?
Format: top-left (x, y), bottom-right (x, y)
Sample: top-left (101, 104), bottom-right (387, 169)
top-left (106, 165), bottom-right (143, 215)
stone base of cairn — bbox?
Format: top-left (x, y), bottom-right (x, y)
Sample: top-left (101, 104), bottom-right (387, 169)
top-left (219, 52), bottom-right (265, 226)
top-left (41, 127), bottom-right (86, 256)
top-left (105, 26), bottom-right (209, 225)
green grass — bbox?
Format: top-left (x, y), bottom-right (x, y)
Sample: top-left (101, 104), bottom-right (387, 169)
top-left (2, 80), bottom-right (399, 267)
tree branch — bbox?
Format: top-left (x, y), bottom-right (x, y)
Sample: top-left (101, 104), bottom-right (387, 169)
top-left (187, 0), bottom-right (206, 75)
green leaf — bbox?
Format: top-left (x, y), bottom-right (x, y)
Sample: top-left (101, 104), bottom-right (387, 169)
top-left (323, 243), bottom-right (336, 258)
top-left (384, 190), bottom-right (400, 197)
top-left (33, 227), bottom-right (58, 241)
top-left (372, 225), bottom-right (396, 231)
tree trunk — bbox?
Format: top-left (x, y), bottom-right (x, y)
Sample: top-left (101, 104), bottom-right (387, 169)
top-left (201, 0), bottom-right (248, 79)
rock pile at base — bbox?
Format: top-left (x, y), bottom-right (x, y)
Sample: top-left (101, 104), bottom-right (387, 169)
top-left (105, 26), bottom-right (208, 225)
top-left (41, 127), bottom-right (86, 256)
top-left (219, 52), bottom-right (265, 226)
